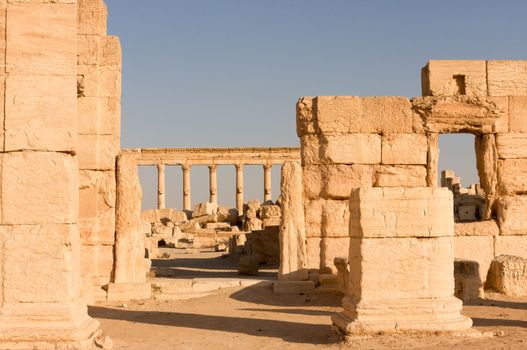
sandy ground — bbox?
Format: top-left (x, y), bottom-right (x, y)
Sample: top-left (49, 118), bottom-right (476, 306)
top-left (91, 284), bottom-right (527, 350)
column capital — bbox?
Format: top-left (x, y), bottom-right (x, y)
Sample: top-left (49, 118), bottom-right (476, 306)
top-left (208, 164), bottom-right (217, 171)
top-left (263, 163), bottom-right (272, 171)
top-left (182, 164), bottom-right (192, 171)
top-left (235, 163), bottom-right (244, 170)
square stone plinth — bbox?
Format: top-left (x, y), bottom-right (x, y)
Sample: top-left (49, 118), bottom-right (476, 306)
top-left (333, 187), bottom-right (472, 333)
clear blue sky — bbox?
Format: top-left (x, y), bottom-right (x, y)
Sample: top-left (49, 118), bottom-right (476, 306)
top-left (106, 0), bottom-right (527, 209)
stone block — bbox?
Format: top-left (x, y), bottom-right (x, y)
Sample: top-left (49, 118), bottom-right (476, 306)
top-left (99, 96), bottom-right (121, 135)
top-left (381, 133), bottom-right (428, 165)
top-left (101, 35), bottom-right (121, 67)
top-left (78, 0), bottom-right (108, 35)
top-left (304, 199), bottom-right (350, 238)
top-left (106, 283), bottom-right (151, 302)
top-left (498, 159), bottom-right (527, 194)
top-left (303, 164), bottom-right (373, 200)
top-left (453, 235), bottom-right (494, 284)
top-left (487, 60), bottom-right (527, 96)
top-left (412, 96), bottom-right (508, 134)
top-left (4, 73), bottom-right (76, 152)
top-left (306, 237), bottom-right (321, 270)
top-left (349, 187), bottom-right (454, 238)
top-left (296, 97), bottom-right (316, 136)
top-left (458, 205), bottom-right (477, 222)
top-left (76, 64), bottom-right (98, 97)
top-left (421, 60), bottom-right (487, 96)
top-left (509, 96), bottom-right (527, 132)
top-left (77, 96), bottom-right (99, 135)
top-left (1, 152), bottom-right (78, 225)
top-left (141, 208), bottom-right (188, 225)
top-left (486, 255), bottom-right (527, 296)
top-left (374, 165), bottom-right (427, 187)
top-left (193, 202), bottom-right (219, 217)
top-left (6, 2), bottom-right (76, 75)
top-left (259, 204), bottom-right (281, 219)
top-left (496, 133), bottom-right (527, 159)
top-left (320, 237), bottom-right (350, 273)
top-left (79, 170), bottom-right (116, 245)
top-left (78, 134), bottom-right (118, 170)
top-left (1, 224), bottom-right (81, 303)
top-left (454, 260), bottom-right (484, 302)
top-left (297, 96), bottom-right (414, 136)
top-left (98, 65), bottom-right (122, 98)
top-left (81, 244), bottom-right (114, 286)
top-left (318, 96), bottom-right (414, 134)
top-left (273, 281), bottom-right (315, 295)
top-left (77, 34), bottom-right (100, 66)
top-left (497, 196), bottom-right (527, 235)
top-left (301, 133), bottom-right (381, 165)
top-left (494, 235), bottom-right (527, 258)
top-left (454, 221), bottom-right (499, 236)
top-left (348, 236), bottom-right (455, 300)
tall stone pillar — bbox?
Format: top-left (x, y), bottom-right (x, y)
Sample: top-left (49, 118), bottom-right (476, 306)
top-left (278, 162), bottom-right (308, 281)
top-left (108, 153), bottom-right (150, 301)
top-left (0, 0), bottom-right (100, 348)
top-left (235, 164), bottom-right (244, 213)
top-left (332, 187), bottom-right (472, 333)
top-left (157, 163), bottom-right (166, 209)
top-left (209, 164), bottom-right (218, 204)
top-left (263, 164), bottom-right (272, 202)
top-left (182, 164), bottom-right (192, 211)
top-left (77, 0), bottom-right (121, 301)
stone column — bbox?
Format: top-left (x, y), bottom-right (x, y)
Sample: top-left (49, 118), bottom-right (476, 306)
top-left (332, 187), bottom-right (472, 334)
top-left (278, 162), bottom-right (308, 281)
top-left (0, 1), bottom-right (100, 348)
top-left (107, 153), bottom-right (150, 301)
top-left (235, 164), bottom-right (244, 213)
top-left (157, 163), bottom-right (166, 209)
top-left (209, 164), bottom-right (218, 204)
top-left (182, 164), bottom-right (192, 211)
top-left (263, 164), bottom-right (272, 202)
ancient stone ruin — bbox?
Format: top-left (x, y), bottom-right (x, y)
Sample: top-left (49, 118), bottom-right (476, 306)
top-left (1, 0), bottom-right (527, 348)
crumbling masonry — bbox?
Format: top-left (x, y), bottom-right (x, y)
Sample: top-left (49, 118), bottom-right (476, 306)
top-left (0, 0), bottom-right (527, 346)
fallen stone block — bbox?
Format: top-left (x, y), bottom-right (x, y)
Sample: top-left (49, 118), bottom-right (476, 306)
top-left (486, 255), bottom-right (527, 296)
top-left (193, 202), bottom-right (218, 217)
top-left (259, 204), bottom-right (281, 219)
top-left (454, 259), bottom-right (484, 302)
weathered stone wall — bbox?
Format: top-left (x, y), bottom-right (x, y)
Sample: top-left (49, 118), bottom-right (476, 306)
top-left (298, 96), bottom-right (429, 272)
top-left (0, 0), bottom-right (100, 348)
top-left (77, 0), bottom-right (121, 300)
top-left (298, 60), bottom-right (527, 276)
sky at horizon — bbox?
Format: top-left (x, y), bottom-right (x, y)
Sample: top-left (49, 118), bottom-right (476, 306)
top-left (105, 0), bottom-right (527, 209)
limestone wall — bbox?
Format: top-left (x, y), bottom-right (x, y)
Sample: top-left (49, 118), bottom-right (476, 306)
top-left (77, 0), bottom-right (122, 300)
top-left (298, 60), bottom-right (527, 276)
top-left (0, 0), bottom-right (99, 347)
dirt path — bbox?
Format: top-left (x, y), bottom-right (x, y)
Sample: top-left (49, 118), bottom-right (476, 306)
top-left (90, 285), bottom-right (527, 350)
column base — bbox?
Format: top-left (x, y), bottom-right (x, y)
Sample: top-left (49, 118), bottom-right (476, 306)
top-left (332, 296), bottom-right (472, 334)
top-left (0, 300), bottom-right (100, 350)
top-left (106, 282), bottom-right (152, 301)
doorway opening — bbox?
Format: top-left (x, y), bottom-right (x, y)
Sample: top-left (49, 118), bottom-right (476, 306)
top-left (438, 133), bottom-right (485, 222)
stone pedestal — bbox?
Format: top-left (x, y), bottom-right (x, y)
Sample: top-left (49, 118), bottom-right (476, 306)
top-left (332, 187), bottom-right (472, 333)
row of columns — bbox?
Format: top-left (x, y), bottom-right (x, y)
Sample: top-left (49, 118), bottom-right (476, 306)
top-left (156, 164), bottom-right (274, 212)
